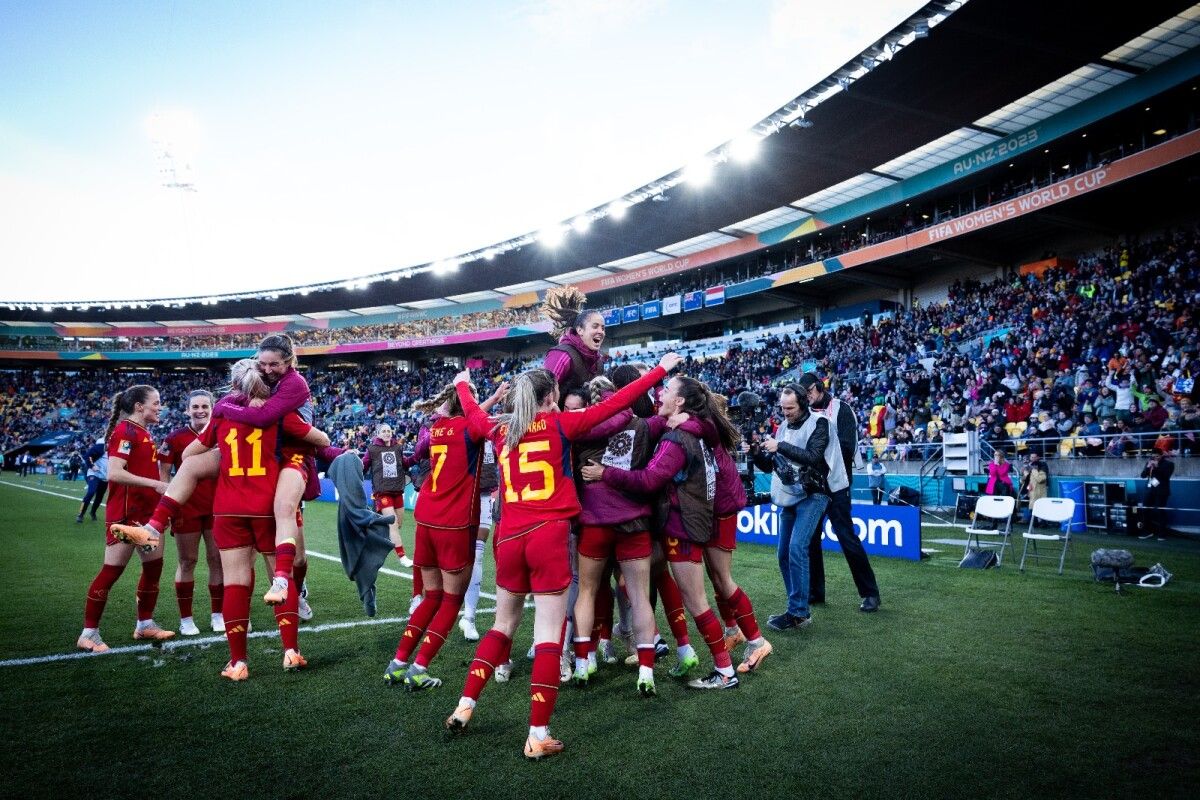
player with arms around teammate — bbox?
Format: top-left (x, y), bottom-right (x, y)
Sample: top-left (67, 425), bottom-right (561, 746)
top-left (78, 385), bottom-right (172, 653)
top-left (182, 359), bottom-right (329, 680)
top-left (158, 390), bottom-right (225, 635)
top-left (444, 352), bottom-right (680, 760)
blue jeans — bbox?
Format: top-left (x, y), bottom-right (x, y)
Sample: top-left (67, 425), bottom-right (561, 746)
top-left (777, 494), bottom-right (830, 618)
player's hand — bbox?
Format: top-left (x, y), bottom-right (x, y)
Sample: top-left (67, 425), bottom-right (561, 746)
top-left (453, 369), bottom-right (471, 385)
top-left (657, 352), bottom-right (683, 373)
top-left (580, 459), bottom-right (605, 482)
top-left (151, 480), bottom-right (169, 495)
top-left (248, 398), bottom-right (266, 408)
top-left (741, 441), bottom-right (752, 453)
top-left (667, 411), bottom-right (690, 429)
top-left (491, 381), bottom-right (510, 402)
top-left (762, 436), bottom-right (779, 453)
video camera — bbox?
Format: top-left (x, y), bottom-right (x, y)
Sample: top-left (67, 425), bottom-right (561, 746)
top-left (731, 390), bottom-right (772, 504)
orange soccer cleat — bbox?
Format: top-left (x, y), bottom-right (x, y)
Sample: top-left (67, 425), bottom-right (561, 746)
top-left (282, 649), bottom-right (308, 672)
top-left (220, 661), bottom-right (249, 681)
top-left (523, 733), bottom-right (565, 760)
top-left (76, 631), bottom-right (110, 653)
top-left (109, 523), bottom-right (160, 549)
top-left (132, 622), bottom-right (175, 641)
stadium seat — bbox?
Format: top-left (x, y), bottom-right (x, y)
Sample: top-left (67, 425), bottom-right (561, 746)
top-left (963, 495), bottom-right (1016, 566)
top-left (1018, 497), bottom-right (1077, 574)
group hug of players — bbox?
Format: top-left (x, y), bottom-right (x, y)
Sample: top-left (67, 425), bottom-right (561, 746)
top-left (78, 288), bottom-right (775, 760)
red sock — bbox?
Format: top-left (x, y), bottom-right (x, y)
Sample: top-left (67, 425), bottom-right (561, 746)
top-left (223, 584), bottom-right (252, 664)
top-left (136, 559), bottom-right (164, 621)
top-left (175, 580), bottom-right (194, 619)
top-left (413, 568), bottom-right (424, 599)
top-left (209, 583), bottom-right (224, 615)
top-left (530, 643), bottom-right (562, 727)
top-left (273, 580), bottom-right (300, 652)
top-left (394, 544), bottom-right (406, 559)
top-left (595, 582), bottom-right (614, 639)
top-left (656, 571), bottom-right (690, 646)
top-left (414, 591), bottom-right (463, 668)
top-left (84, 563), bottom-right (126, 628)
top-left (462, 629), bottom-right (512, 701)
top-left (695, 608), bottom-right (731, 670)
top-left (274, 542), bottom-right (296, 580)
top-left (293, 560), bottom-right (308, 588)
top-left (573, 636), bottom-right (591, 662)
top-left (148, 496), bottom-right (182, 533)
top-left (395, 588), bottom-right (443, 663)
top-left (727, 587), bottom-right (763, 641)
top-left (716, 593), bottom-right (737, 629)
top-left (637, 643), bottom-right (656, 669)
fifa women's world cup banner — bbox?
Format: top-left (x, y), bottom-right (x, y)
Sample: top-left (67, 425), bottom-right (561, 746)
top-left (736, 502), bottom-right (922, 561)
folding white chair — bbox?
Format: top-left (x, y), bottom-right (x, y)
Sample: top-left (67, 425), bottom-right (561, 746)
top-left (963, 495), bottom-right (1016, 565)
top-left (1018, 497), bottom-right (1077, 575)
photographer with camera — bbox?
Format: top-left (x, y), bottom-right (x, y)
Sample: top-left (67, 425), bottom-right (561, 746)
top-left (746, 385), bottom-right (835, 632)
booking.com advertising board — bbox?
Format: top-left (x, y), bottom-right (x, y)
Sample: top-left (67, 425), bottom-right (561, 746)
top-left (319, 479), bottom-right (920, 561)
top-left (736, 502), bottom-right (922, 561)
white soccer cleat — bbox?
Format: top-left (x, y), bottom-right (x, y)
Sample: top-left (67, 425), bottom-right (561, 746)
top-left (210, 613), bottom-right (226, 633)
top-left (179, 617), bottom-right (201, 636)
top-left (408, 595), bottom-right (422, 616)
top-left (298, 595), bottom-right (314, 621)
top-left (400, 555), bottom-right (414, 568)
top-left (459, 616), bottom-right (480, 641)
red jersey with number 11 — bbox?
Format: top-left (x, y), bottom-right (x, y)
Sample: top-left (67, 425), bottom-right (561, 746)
top-left (412, 414), bottom-right (490, 529)
top-left (456, 365), bottom-right (667, 538)
top-left (200, 412), bottom-right (312, 517)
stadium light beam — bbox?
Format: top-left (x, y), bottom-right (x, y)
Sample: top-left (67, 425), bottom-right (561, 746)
top-left (685, 158), bottom-right (714, 187)
top-left (607, 200), bottom-right (629, 220)
top-left (539, 225), bottom-right (567, 248)
top-left (729, 134), bottom-right (761, 163)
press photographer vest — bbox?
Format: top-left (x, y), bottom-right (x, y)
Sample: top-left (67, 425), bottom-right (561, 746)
top-left (368, 444), bottom-right (406, 494)
top-left (798, 412), bottom-right (849, 493)
top-left (656, 429), bottom-right (716, 543)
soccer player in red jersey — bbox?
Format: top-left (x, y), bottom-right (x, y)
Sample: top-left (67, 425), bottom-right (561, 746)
top-left (443, 351), bottom-right (681, 760)
top-left (158, 389), bottom-right (224, 635)
top-left (184, 359), bottom-right (329, 680)
top-left (362, 422), bottom-right (413, 568)
top-left (78, 385), bottom-right (172, 653)
top-left (382, 380), bottom-right (508, 691)
top-left (581, 375), bottom-right (741, 690)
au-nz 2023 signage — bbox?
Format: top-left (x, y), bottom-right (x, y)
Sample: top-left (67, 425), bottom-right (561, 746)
top-left (736, 502), bottom-right (921, 561)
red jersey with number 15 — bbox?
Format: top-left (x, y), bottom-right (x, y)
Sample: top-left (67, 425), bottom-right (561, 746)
top-left (105, 419), bottom-right (160, 524)
top-left (159, 426), bottom-right (217, 516)
top-left (456, 365), bottom-right (667, 538)
top-left (200, 412), bottom-right (312, 517)
top-left (412, 414), bottom-right (490, 529)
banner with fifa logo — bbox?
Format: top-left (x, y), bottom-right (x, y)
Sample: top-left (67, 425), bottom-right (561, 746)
top-left (735, 502), bottom-right (921, 561)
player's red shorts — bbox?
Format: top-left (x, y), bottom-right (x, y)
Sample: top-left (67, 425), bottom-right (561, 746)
top-left (709, 513), bottom-right (738, 552)
top-left (413, 523), bottom-right (473, 572)
top-left (578, 525), bottom-right (652, 562)
top-left (105, 516), bottom-right (149, 547)
top-left (373, 492), bottom-right (404, 514)
top-left (663, 535), bottom-right (704, 564)
top-left (213, 516), bottom-right (276, 553)
top-left (171, 514), bottom-right (214, 536)
top-left (281, 448), bottom-right (309, 478)
top-left (495, 519), bottom-right (571, 595)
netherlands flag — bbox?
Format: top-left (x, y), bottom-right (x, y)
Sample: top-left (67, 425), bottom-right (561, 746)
top-left (704, 285), bottom-right (725, 307)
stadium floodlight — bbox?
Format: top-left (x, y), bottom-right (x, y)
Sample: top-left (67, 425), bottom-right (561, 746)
top-left (571, 215), bottom-right (591, 234)
top-left (432, 258), bottom-right (460, 275)
top-left (685, 157), bottom-right (714, 187)
top-left (729, 134), bottom-right (761, 163)
top-left (539, 225), bottom-right (567, 248)
top-left (607, 200), bottom-right (629, 220)
top-left (482, 248), bottom-right (498, 260)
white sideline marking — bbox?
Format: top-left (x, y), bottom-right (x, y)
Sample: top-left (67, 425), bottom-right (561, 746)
top-left (0, 607), bottom-right (499, 668)
top-left (0, 479), bottom-right (511, 667)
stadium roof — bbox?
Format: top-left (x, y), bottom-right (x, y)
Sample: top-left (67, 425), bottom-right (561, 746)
top-left (4, 0), bottom-right (1197, 326)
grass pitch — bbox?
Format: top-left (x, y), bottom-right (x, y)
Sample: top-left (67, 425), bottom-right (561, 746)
top-left (1, 474), bottom-right (1197, 798)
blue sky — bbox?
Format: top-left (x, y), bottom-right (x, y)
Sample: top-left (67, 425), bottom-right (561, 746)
top-left (0, 0), bottom-right (923, 304)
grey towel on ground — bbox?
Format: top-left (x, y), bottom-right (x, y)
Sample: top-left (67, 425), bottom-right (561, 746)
top-left (328, 452), bottom-right (396, 617)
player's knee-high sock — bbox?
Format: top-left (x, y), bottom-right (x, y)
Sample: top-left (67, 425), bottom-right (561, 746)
top-left (84, 563), bottom-right (126, 628)
top-left (694, 608), bottom-right (732, 672)
top-left (530, 643), bottom-right (563, 727)
top-left (224, 584), bottom-right (252, 664)
top-left (274, 540), bottom-right (296, 580)
top-left (147, 497), bottom-right (182, 533)
top-left (726, 586), bottom-right (763, 641)
top-left (273, 580), bottom-right (300, 651)
top-left (462, 629), bottom-right (511, 701)
top-left (655, 571), bottom-right (690, 646)
top-left (395, 588), bottom-right (442, 663)
top-left (209, 583), bottom-right (224, 615)
top-left (135, 559), bottom-right (164, 621)
top-left (414, 591), bottom-right (463, 668)
top-left (176, 580), bottom-right (195, 620)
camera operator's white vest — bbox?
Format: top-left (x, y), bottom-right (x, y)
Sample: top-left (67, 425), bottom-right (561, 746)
top-left (800, 411), bottom-right (850, 494)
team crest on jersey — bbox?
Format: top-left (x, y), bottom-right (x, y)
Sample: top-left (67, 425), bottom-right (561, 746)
top-left (118, 440), bottom-right (132, 455)
top-left (601, 430), bottom-right (635, 470)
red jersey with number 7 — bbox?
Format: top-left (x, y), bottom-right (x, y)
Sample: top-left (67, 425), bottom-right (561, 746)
top-left (412, 414), bottom-right (490, 529)
top-left (199, 412), bottom-right (312, 517)
top-left (456, 365), bottom-right (667, 539)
